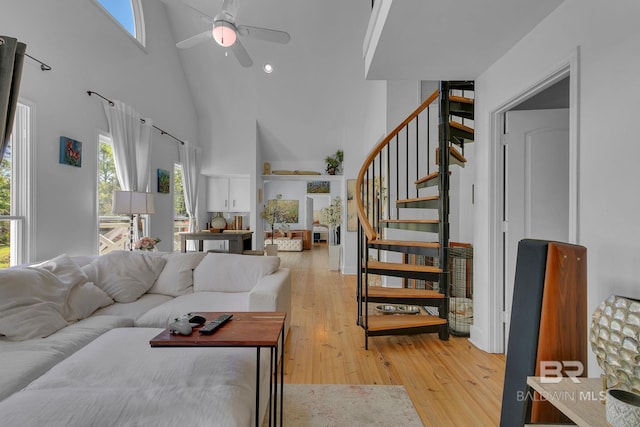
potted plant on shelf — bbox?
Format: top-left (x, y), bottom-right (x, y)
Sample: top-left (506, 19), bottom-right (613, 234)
top-left (260, 194), bottom-right (284, 256)
top-left (321, 196), bottom-right (343, 271)
top-left (325, 149), bottom-right (344, 175)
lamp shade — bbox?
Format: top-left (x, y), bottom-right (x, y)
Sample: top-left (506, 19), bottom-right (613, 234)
top-left (212, 21), bottom-right (237, 47)
top-left (112, 191), bottom-right (155, 215)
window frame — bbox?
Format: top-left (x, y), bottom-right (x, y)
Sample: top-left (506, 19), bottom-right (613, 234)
top-left (96, 132), bottom-right (128, 254)
top-left (0, 100), bottom-right (35, 266)
top-left (173, 163), bottom-right (189, 252)
top-left (92, 0), bottom-right (147, 49)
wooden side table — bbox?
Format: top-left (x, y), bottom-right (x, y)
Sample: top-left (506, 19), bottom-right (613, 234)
top-left (150, 312), bottom-right (286, 427)
top-left (179, 231), bottom-right (253, 253)
top-left (525, 377), bottom-right (606, 426)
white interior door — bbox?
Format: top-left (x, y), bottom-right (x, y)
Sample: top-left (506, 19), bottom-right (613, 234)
top-left (503, 108), bottom-right (569, 347)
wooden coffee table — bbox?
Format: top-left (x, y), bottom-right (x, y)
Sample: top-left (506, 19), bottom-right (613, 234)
top-left (150, 312), bottom-right (286, 427)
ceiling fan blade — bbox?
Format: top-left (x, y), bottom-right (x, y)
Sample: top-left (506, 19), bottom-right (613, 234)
top-left (159, 0), bottom-right (214, 24)
top-left (176, 30), bottom-right (213, 49)
top-left (237, 25), bottom-right (290, 44)
top-left (231, 39), bottom-right (253, 67)
top-left (222, 0), bottom-right (240, 18)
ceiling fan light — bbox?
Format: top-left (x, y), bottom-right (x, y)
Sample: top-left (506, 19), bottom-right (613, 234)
top-left (212, 21), bottom-right (237, 47)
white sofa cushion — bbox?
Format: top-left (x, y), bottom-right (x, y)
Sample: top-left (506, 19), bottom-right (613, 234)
top-left (193, 253), bottom-right (280, 292)
top-left (0, 315), bottom-right (133, 402)
top-left (29, 254), bottom-right (114, 321)
top-left (65, 282), bottom-right (114, 322)
top-left (0, 268), bottom-right (69, 341)
top-left (31, 254), bottom-right (87, 290)
top-left (0, 328), bottom-right (271, 427)
top-left (135, 292), bottom-right (250, 328)
top-left (148, 252), bottom-right (206, 297)
top-left (94, 293), bottom-right (173, 321)
top-left (82, 251), bottom-right (166, 303)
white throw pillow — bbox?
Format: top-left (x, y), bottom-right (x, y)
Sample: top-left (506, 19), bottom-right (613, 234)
top-left (193, 253), bottom-right (280, 292)
top-left (82, 251), bottom-right (167, 303)
top-left (31, 254), bottom-right (88, 289)
top-left (65, 282), bottom-right (114, 321)
top-left (0, 268), bottom-right (69, 341)
top-left (30, 254), bottom-right (115, 321)
top-left (148, 252), bottom-right (206, 297)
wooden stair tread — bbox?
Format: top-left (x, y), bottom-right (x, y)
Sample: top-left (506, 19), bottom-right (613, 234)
top-left (436, 146), bottom-right (466, 165)
top-left (379, 219), bottom-right (439, 225)
top-left (449, 95), bottom-right (474, 105)
top-left (367, 286), bottom-right (444, 299)
top-left (366, 315), bottom-right (447, 332)
top-left (450, 121), bottom-right (474, 134)
top-left (369, 239), bottom-right (439, 249)
top-left (415, 171), bottom-right (439, 185)
top-left (367, 260), bottom-right (442, 274)
top-left (415, 171), bottom-right (451, 188)
top-left (396, 195), bottom-right (439, 204)
top-left (449, 146), bottom-right (466, 163)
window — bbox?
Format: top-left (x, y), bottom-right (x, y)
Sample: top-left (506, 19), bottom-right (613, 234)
top-left (0, 137), bottom-right (13, 268)
top-left (95, 0), bottom-right (146, 46)
top-left (173, 164), bottom-right (188, 251)
top-left (97, 134), bottom-right (128, 254)
top-left (0, 102), bottom-right (32, 268)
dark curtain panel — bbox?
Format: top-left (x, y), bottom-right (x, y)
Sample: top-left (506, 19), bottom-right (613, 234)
top-left (0, 35), bottom-right (27, 164)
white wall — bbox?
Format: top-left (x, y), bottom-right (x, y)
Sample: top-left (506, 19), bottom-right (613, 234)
top-left (2, 0), bottom-right (198, 260)
top-left (472, 0), bottom-right (640, 376)
top-left (342, 81), bottom-right (387, 274)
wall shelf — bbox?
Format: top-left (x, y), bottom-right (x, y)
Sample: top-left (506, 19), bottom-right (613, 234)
top-left (262, 174), bottom-right (345, 183)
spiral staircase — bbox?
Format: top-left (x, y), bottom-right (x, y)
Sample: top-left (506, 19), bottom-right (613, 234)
top-left (355, 81), bottom-right (474, 349)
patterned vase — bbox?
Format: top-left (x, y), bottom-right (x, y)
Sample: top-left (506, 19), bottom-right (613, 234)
top-left (589, 294), bottom-right (640, 392)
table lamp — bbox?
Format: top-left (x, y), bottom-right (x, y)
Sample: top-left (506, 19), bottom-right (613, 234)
top-left (112, 190), bottom-right (155, 251)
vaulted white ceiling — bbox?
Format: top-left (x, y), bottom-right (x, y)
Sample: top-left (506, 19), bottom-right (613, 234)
top-left (364, 0), bottom-right (566, 80)
top-left (161, 0), bottom-right (565, 166)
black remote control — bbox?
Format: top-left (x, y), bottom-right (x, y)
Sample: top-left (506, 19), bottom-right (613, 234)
top-left (198, 313), bottom-right (233, 335)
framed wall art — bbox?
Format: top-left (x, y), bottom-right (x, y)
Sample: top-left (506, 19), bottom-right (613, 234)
top-left (59, 136), bottom-right (82, 167)
top-left (306, 180), bottom-right (330, 194)
top-left (157, 168), bottom-right (170, 194)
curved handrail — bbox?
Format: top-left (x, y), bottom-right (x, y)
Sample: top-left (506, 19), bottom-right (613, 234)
top-left (355, 89), bottom-right (440, 241)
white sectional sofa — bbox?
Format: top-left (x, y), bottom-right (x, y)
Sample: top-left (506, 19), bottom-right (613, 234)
top-left (0, 251), bottom-right (291, 426)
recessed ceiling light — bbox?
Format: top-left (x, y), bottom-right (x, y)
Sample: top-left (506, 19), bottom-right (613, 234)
top-left (263, 63), bottom-right (274, 74)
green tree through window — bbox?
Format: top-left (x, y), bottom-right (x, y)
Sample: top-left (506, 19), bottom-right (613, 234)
top-left (174, 164), bottom-right (186, 217)
top-left (0, 142), bottom-right (11, 265)
top-left (98, 141), bottom-right (120, 216)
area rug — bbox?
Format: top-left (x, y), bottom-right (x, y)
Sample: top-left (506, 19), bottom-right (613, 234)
top-left (263, 384), bottom-right (423, 426)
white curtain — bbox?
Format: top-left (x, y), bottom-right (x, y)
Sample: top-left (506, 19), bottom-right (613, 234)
top-left (179, 140), bottom-right (201, 251)
top-left (102, 100), bottom-right (153, 239)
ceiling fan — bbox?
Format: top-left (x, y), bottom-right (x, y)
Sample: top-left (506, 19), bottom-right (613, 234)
top-left (162, 0), bottom-right (291, 67)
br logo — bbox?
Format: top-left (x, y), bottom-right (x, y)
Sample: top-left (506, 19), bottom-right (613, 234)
top-left (540, 361), bottom-right (584, 384)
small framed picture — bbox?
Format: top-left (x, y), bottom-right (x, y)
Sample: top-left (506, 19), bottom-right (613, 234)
top-left (59, 136), bottom-right (82, 167)
top-left (157, 168), bottom-right (170, 193)
top-left (307, 180), bottom-right (330, 194)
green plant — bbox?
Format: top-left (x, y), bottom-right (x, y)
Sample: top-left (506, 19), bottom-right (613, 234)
top-left (321, 196), bottom-right (343, 245)
top-left (325, 150), bottom-right (344, 175)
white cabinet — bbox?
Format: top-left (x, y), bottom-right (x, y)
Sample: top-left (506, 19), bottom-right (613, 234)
top-left (207, 176), bottom-right (250, 212)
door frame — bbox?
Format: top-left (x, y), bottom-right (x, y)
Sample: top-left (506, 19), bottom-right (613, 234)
top-left (488, 48), bottom-right (581, 353)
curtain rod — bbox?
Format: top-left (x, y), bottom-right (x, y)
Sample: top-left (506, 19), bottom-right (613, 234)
top-left (0, 37), bottom-right (51, 71)
top-left (87, 90), bottom-right (185, 145)
top-left (25, 53), bottom-right (52, 71)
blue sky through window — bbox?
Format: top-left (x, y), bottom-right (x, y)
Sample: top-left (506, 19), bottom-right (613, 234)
top-left (97, 0), bottom-right (135, 36)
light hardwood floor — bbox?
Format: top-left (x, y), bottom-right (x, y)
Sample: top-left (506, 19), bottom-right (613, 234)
top-left (279, 244), bottom-right (506, 426)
